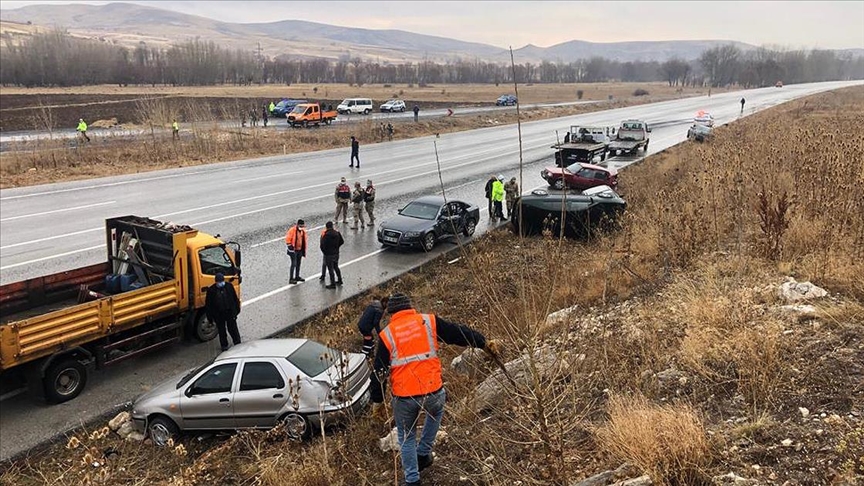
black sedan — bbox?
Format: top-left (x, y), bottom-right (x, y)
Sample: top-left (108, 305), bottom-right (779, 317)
top-left (510, 186), bottom-right (626, 238)
top-left (377, 196), bottom-right (480, 251)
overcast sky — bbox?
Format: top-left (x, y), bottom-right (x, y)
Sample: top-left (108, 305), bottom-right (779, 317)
top-left (2, 1), bottom-right (863, 49)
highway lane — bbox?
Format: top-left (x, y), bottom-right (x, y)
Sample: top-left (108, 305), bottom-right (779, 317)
top-left (0, 80), bottom-right (858, 460)
top-left (0, 99), bottom-right (602, 148)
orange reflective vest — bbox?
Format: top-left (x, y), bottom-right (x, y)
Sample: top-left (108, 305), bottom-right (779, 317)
top-left (284, 225), bottom-right (307, 251)
top-left (380, 309), bottom-right (442, 397)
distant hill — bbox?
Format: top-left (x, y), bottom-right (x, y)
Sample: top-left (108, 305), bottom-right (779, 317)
top-left (1, 2), bottom-right (857, 64)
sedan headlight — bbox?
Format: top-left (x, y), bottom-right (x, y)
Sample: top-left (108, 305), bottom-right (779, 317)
top-left (541, 169), bottom-right (549, 178)
top-left (403, 231), bottom-right (422, 238)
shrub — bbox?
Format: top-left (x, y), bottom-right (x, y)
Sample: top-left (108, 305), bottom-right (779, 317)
top-left (596, 394), bottom-right (712, 485)
top-left (633, 88), bottom-right (650, 96)
top-left (577, 90), bottom-right (584, 100)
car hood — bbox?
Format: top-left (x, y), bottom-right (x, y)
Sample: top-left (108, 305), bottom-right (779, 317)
top-left (133, 369), bottom-right (188, 408)
top-left (542, 167), bottom-right (566, 176)
top-left (380, 214), bottom-right (435, 233)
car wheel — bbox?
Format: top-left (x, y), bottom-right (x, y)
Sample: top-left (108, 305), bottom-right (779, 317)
top-left (192, 311), bottom-right (218, 342)
top-left (282, 413), bottom-right (312, 441)
top-left (422, 233), bottom-right (436, 252)
top-left (44, 358), bottom-right (87, 403)
top-left (553, 179), bottom-right (566, 190)
top-left (364, 109), bottom-right (371, 115)
top-left (148, 415), bottom-right (180, 446)
top-left (462, 219), bottom-right (476, 237)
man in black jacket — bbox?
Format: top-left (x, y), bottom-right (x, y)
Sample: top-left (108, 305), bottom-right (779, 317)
top-left (357, 296), bottom-right (388, 356)
top-left (320, 221), bottom-right (345, 289)
top-left (484, 175), bottom-right (496, 216)
top-left (349, 136), bottom-right (360, 168)
top-left (205, 273), bottom-right (241, 351)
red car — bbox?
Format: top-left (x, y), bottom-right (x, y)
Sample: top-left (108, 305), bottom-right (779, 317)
top-left (541, 162), bottom-right (618, 190)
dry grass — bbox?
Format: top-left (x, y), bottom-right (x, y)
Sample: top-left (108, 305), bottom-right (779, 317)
top-left (0, 82), bottom-right (718, 104)
top-left (595, 394), bottom-right (712, 485)
top-left (2, 87), bottom-right (862, 486)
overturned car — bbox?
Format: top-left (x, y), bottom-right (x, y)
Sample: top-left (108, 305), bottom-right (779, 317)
top-left (510, 185), bottom-right (626, 238)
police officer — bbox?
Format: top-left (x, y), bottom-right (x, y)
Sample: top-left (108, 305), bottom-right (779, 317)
top-left (503, 176), bottom-right (519, 219)
top-left (370, 293), bottom-right (501, 486)
top-left (335, 177), bottom-right (351, 224)
top-left (351, 181), bottom-right (366, 229)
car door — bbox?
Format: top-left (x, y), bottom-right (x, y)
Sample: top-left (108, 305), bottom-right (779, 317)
top-left (232, 360), bottom-right (289, 428)
top-left (437, 203), bottom-right (459, 235)
top-left (571, 168), bottom-right (595, 189)
top-left (180, 362), bottom-right (238, 430)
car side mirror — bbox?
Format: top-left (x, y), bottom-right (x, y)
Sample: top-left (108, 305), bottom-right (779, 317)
top-left (233, 249), bottom-right (242, 268)
top-left (185, 386), bottom-right (195, 398)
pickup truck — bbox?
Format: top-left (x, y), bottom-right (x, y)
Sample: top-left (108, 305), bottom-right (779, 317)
top-left (608, 119), bottom-right (651, 156)
top-left (553, 125), bottom-right (609, 165)
top-left (287, 102), bottom-right (338, 127)
top-left (0, 216), bottom-right (242, 403)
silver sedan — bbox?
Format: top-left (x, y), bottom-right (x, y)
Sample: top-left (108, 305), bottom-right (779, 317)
top-left (131, 339), bottom-right (371, 444)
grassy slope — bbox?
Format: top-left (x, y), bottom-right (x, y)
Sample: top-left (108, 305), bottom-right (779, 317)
top-left (2, 87), bottom-right (862, 486)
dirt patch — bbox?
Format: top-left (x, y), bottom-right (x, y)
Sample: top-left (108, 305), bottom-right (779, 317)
top-left (2, 86), bottom-right (861, 486)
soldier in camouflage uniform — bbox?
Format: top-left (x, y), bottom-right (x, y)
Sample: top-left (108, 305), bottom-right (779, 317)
top-left (503, 177), bottom-right (520, 219)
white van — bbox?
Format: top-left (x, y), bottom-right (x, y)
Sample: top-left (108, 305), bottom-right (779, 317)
top-left (337, 98), bottom-right (374, 115)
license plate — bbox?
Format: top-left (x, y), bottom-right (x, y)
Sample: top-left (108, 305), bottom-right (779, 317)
top-left (384, 236), bottom-right (398, 243)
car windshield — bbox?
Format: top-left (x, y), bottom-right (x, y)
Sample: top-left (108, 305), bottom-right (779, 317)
top-left (290, 105), bottom-right (306, 114)
top-left (399, 201), bottom-right (441, 220)
top-left (287, 340), bottom-right (340, 377)
top-left (176, 358), bottom-right (215, 389)
top-left (564, 163), bottom-right (583, 173)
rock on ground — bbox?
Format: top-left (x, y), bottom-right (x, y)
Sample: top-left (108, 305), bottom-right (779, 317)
top-left (778, 278), bottom-right (827, 303)
top-left (379, 427), bottom-right (447, 452)
top-left (473, 346), bottom-right (566, 412)
top-left (451, 347), bottom-right (490, 378)
top-left (712, 472), bottom-right (758, 485)
top-left (570, 463), bottom-right (637, 486)
top-left (108, 411), bottom-right (130, 431)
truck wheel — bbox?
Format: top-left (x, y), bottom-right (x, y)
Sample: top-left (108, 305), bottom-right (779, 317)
top-left (302, 121), bottom-right (308, 128)
top-left (44, 359), bottom-right (87, 403)
top-left (600, 151), bottom-right (607, 161)
top-left (192, 311), bottom-right (218, 342)
top-left (147, 415), bottom-right (180, 446)
top-left (363, 109), bottom-right (371, 115)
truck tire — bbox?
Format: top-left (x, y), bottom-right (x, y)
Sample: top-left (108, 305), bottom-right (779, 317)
top-left (44, 359), bottom-right (87, 404)
top-left (363, 108), bottom-right (371, 115)
top-left (600, 150), bottom-right (607, 161)
top-left (192, 311), bottom-right (218, 342)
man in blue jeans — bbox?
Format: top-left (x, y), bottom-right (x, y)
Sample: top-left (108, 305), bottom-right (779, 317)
top-left (370, 293), bottom-right (502, 485)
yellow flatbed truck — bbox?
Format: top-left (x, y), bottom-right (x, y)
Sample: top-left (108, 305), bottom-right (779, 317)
top-left (0, 216), bottom-right (242, 403)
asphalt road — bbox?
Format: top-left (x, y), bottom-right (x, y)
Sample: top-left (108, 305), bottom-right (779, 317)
top-left (0, 99), bottom-right (601, 148)
top-left (0, 80), bottom-right (858, 460)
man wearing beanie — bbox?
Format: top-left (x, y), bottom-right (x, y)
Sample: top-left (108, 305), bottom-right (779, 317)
top-left (285, 219), bottom-right (308, 284)
top-left (205, 272), bottom-right (241, 351)
top-left (371, 292), bottom-right (502, 486)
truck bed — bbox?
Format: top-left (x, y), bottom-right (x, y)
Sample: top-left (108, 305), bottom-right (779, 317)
top-left (0, 262), bottom-right (109, 325)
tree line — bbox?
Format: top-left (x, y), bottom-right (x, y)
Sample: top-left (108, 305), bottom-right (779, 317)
top-left (2, 30), bottom-right (862, 88)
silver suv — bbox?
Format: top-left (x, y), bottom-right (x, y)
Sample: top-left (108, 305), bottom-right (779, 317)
top-left (131, 339), bottom-right (371, 443)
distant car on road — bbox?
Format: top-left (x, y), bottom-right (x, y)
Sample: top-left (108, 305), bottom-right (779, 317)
top-left (379, 99), bottom-right (406, 112)
top-left (687, 123), bottom-right (713, 142)
top-left (496, 94), bottom-right (518, 106)
top-left (541, 162), bottom-right (619, 191)
top-left (377, 196), bottom-right (479, 251)
top-left (337, 98), bottom-right (374, 115)
top-left (131, 339), bottom-right (371, 444)
top-left (271, 99), bottom-right (308, 118)
top-left (775, 80), bottom-right (784, 88)
top-left (511, 185), bottom-right (627, 238)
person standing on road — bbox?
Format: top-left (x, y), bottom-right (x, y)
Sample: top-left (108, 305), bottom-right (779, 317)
top-left (335, 177), bottom-right (351, 224)
top-left (413, 105), bottom-right (420, 122)
top-left (484, 175), bottom-right (496, 217)
top-left (370, 292), bottom-right (502, 486)
top-left (262, 105), bottom-right (269, 127)
top-left (504, 176), bottom-right (519, 219)
top-left (351, 182), bottom-right (366, 230)
top-left (740, 97), bottom-right (746, 114)
top-left (491, 175), bottom-right (506, 221)
top-left (172, 119), bottom-right (179, 140)
top-left (350, 135), bottom-right (361, 168)
top-left (285, 219), bottom-right (308, 284)
top-left (77, 118), bottom-right (90, 143)
top-left (205, 272), bottom-right (242, 351)
top-left (387, 123), bottom-right (394, 141)
top-left (358, 295), bottom-right (388, 357)
top-left (320, 221), bottom-right (344, 289)
top-left (364, 179), bottom-right (377, 226)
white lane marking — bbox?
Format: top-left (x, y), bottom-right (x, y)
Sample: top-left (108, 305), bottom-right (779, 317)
top-left (0, 168), bottom-right (223, 201)
top-left (1, 226), bottom-right (103, 250)
top-left (233, 170), bottom-right (305, 184)
top-left (0, 201), bottom-right (116, 222)
top-left (243, 248), bottom-right (387, 306)
top-left (0, 244), bottom-right (104, 270)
